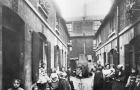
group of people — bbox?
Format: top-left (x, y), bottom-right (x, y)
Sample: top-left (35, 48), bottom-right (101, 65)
top-left (91, 63), bottom-right (140, 90)
top-left (68, 62), bottom-right (140, 90)
top-left (7, 63), bottom-right (140, 90)
top-left (8, 67), bottom-right (72, 90)
top-left (31, 67), bottom-right (72, 90)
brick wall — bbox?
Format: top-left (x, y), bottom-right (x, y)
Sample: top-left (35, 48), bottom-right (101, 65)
top-left (70, 38), bottom-right (94, 58)
top-left (0, 0), bottom-right (69, 90)
top-left (73, 21), bottom-right (94, 35)
top-left (69, 20), bottom-right (96, 62)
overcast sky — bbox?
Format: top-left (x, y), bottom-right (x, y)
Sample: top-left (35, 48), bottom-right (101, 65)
top-left (54, 0), bottom-right (113, 21)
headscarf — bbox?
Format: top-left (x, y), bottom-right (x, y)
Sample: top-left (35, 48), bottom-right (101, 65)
top-left (50, 73), bottom-right (59, 82)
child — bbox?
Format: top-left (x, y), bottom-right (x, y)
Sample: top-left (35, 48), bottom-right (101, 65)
top-left (32, 84), bottom-right (39, 90)
top-left (8, 79), bottom-right (24, 90)
top-left (125, 68), bottom-right (137, 90)
top-left (135, 74), bottom-right (140, 90)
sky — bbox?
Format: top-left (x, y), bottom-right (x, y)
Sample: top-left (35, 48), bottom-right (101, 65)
top-left (54, 0), bottom-right (114, 21)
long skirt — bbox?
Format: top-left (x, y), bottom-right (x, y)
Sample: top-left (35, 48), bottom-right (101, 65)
top-left (103, 81), bottom-right (112, 90)
top-left (134, 87), bottom-right (140, 90)
top-left (112, 81), bottom-right (125, 90)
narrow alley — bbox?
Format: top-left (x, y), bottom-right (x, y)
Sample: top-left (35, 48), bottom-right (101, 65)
top-left (0, 0), bottom-right (140, 90)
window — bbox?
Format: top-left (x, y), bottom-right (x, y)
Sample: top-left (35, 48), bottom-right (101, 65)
top-left (128, 0), bottom-right (136, 9)
top-left (38, 0), bottom-right (50, 19)
top-left (56, 17), bottom-right (59, 29)
top-left (93, 40), bottom-right (97, 49)
top-left (66, 23), bottom-right (73, 31)
top-left (93, 21), bottom-right (101, 31)
top-left (70, 47), bottom-right (72, 51)
top-left (69, 40), bottom-right (72, 51)
top-left (126, 0), bottom-right (138, 22)
top-left (118, 0), bottom-right (126, 31)
top-left (55, 17), bottom-right (60, 35)
top-left (98, 34), bottom-right (101, 44)
top-left (110, 17), bottom-right (115, 34)
top-left (108, 16), bottom-right (116, 38)
top-left (39, 0), bottom-right (50, 13)
top-left (70, 40), bottom-right (72, 43)
top-left (32, 32), bottom-right (48, 83)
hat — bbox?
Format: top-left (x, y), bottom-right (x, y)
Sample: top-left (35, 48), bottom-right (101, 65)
top-left (59, 72), bottom-right (67, 79)
top-left (117, 64), bottom-right (123, 69)
top-left (50, 73), bottom-right (59, 82)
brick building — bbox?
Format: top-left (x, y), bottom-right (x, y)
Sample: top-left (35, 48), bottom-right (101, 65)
top-left (0, 0), bottom-right (69, 89)
top-left (95, 0), bottom-right (140, 71)
top-left (67, 17), bottom-right (101, 70)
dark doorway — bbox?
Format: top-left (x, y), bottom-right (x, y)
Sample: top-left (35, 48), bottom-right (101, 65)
top-left (2, 27), bottom-right (21, 90)
top-left (54, 46), bottom-right (60, 69)
top-left (108, 49), bottom-right (119, 65)
top-left (104, 52), bottom-right (106, 65)
top-left (70, 60), bottom-right (77, 71)
top-left (2, 6), bottom-right (25, 90)
top-left (124, 44), bottom-right (132, 67)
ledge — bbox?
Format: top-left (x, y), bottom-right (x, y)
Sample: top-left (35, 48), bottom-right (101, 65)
top-left (108, 31), bottom-right (116, 38)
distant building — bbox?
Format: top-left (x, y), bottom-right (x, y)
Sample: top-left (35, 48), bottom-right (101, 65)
top-left (0, 0), bottom-right (69, 89)
top-left (95, 0), bottom-right (140, 71)
top-left (67, 16), bottom-right (101, 70)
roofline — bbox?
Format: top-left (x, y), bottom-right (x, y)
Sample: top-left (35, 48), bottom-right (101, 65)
top-left (70, 35), bottom-right (95, 39)
top-left (66, 16), bottom-right (103, 23)
top-left (52, 0), bottom-right (70, 38)
top-left (60, 18), bottom-right (70, 38)
top-left (95, 0), bottom-right (120, 37)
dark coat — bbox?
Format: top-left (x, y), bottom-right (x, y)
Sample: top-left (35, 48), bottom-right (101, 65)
top-left (134, 87), bottom-right (140, 90)
top-left (125, 74), bottom-right (137, 90)
top-left (58, 79), bottom-right (71, 90)
top-left (94, 71), bottom-right (104, 90)
top-left (112, 70), bottom-right (126, 90)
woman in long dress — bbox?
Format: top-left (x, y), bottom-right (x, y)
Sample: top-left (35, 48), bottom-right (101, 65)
top-left (102, 64), bottom-right (112, 90)
top-left (94, 67), bottom-right (104, 90)
top-left (112, 65), bottom-right (126, 90)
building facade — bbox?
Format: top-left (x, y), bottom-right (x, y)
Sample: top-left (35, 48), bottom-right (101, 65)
top-left (0, 0), bottom-right (69, 89)
top-left (67, 17), bottom-right (101, 70)
top-left (95, 0), bottom-right (140, 71)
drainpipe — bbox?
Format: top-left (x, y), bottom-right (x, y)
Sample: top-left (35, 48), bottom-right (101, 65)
top-left (117, 6), bottom-right (120, 65)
